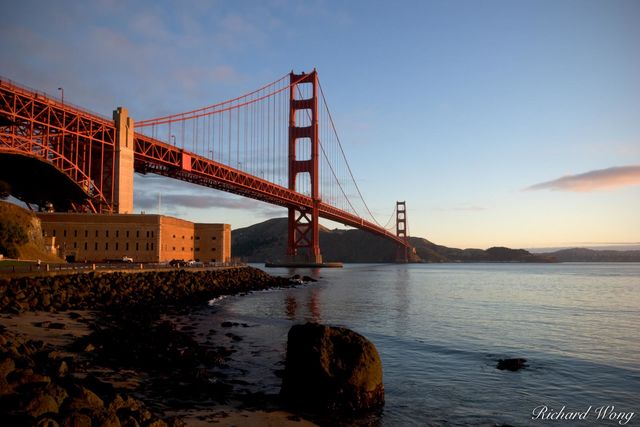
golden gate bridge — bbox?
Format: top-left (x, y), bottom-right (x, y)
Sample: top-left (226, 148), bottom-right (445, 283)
top-left (0, 70), bottom-right (410, 263)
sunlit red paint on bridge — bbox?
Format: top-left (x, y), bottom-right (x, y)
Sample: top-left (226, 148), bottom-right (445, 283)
top-left (0, 70), bottom-right (410, 262)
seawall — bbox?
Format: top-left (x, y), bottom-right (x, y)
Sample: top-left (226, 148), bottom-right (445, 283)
top-left (0, 266), bottom-right (290, 314)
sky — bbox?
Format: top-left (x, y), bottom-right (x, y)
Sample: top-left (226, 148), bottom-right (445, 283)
top-left (1, 0), bottom-right (639, 250)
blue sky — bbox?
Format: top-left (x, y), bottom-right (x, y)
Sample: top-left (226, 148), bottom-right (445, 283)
top-left (2, 0), bottom-right (639, 249)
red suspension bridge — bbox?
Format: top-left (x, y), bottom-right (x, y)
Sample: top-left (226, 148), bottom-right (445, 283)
top-left (0, 70), bottom-right (410, 263)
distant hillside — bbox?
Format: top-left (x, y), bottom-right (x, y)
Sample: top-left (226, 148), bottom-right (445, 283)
top-left (538, 248), bottom-right (640, 262)
top-left (231, 217), bottom-right (553, 263)
top-left (0, 201), bottom-right (62, 262)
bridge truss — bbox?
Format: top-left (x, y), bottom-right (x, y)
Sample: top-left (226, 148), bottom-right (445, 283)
top-left (0, 71), bottom-right (409, 261)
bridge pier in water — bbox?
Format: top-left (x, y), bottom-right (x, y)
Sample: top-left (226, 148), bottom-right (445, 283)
top-left (285, 70), bottom-right (325, 266)
top-left (396, 201), bottom-right (409, 263)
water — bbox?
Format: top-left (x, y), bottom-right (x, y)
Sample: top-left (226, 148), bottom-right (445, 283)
top-left (190, 263), bottom-right (640, 426)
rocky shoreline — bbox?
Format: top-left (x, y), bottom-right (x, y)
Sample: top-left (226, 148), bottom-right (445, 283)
top-left (0, 267), bottom-right (313, 426)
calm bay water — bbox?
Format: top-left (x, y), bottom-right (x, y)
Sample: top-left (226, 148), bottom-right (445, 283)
top-left (192, 263), bottom-right (640, 426)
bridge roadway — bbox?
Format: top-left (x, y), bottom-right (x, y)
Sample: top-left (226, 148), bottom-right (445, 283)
top-left (0, 77), bottom-right (408, 248)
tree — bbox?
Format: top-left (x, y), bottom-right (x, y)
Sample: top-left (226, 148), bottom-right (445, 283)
top-left (0, 217), bottom-right (27, 258)
top-left (0, 181), bottom-right (10, 200)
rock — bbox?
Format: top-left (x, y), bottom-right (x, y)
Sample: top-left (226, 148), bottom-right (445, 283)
top-left (56, 360), bottom-right (69, 378)
top-left (119, 417), bottom-right (140, 427)
top-left (0, 357), bottom-right (16, 377)
top-left (67, 386), bottom-right (104, 411)
top-left (165, 417), bottom-right (186, 427)
top-left (62, 412), bottom-right (92, 427)
top-left (120, 416), bottom-right (140, 427)
top-left (49, 322), bottom-right (66, 330)
top-left (37, 418), bottom-right (60, 427)
top-left (45, 383), bottom-right (69, 406)
top-left (0, 377), bottom-right (13, 395)
top-left (96, 410), bottom-right (121, 427)
top-left (26, 394), bottom-right (59, 417)
top-left (225, 333), bottom-right (242, 342)
top-left (496, 358), bottom-right (528, 371)
top-left (12, 369), bottom-right (51, 386)
top-left (281, 322), bottom-right (384, 413)
top-left (41, 292), bottom-right (51, 308)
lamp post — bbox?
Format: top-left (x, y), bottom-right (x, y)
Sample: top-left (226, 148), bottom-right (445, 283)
top-left (57, 87), bottom-right (64, 104)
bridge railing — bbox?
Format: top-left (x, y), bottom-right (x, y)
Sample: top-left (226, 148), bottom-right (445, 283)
top-left (0, 75), bottom-right (112, 122)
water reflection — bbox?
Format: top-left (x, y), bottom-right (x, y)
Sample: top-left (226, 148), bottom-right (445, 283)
top-left (285, 295), bottom-right (297, 320)
top-left (284, 289), bottom-right (321, 322)
top-left (307, 289), bottom-right (320, 322)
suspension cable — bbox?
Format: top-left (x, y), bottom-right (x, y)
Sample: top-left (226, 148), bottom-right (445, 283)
top-left (318, 78), bottom-right (393, 228)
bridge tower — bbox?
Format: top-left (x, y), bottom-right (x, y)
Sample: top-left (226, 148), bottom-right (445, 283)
top-left (287, 70), bottom-right (322, 264)
top-left (113, 107), bottom-right (134, 214)
top-left (396, 201), bottom-right (409, 263)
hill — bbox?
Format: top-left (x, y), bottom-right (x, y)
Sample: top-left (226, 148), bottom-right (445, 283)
top-left (231, 218), bottom-right (553, 263)
top-left (0, 201), bottom-right (63, 262)
top-left (538, 247), bottom-right (640, 262)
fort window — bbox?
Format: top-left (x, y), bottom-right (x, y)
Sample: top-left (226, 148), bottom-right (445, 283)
top-left (74, 230), bottom-right (78, 237)
top-left (115, 243), bottom-right (119, 251)
top-left (146, 231), bottom-right (150, 238)
top-left (146, 243), bottom-right (149, 251)
top-left (96, 230), bottom-right (99, 238)
top-left (73, 242), bottom-right (77, 249)
top-left (211, 248), bottom-right (216, 251)
top-left (116, 230), bottom-right (119, 238)
top-left (105, 243), bottom-right (109, 250)
top-left (136, 231), bottom-right (140, 238)
top-left (63, 230), bottom-right (67, 237)
top-left (53, 230), bottom-right (56, 237)
top-left (126, 242), bottom-right (129, 251)
top-left (151, 231), bottom-right (154, 238)
top-left (151, 243), bottom-right (154, 250)
top-left (84, 230), bottom-right (88, 238)
top-left (195, 248), bottom-right (200, 252)
top-left (126, 231), bottom-right (130, 238)
top-left (106, 230), bottom-right (109, 238)
top-left (136, 242), bottom-right (139, 250)
top-left (212, 237), bottom-right (217, 240)
top-left (95, 242), bottom-right (98, 250)
top-left (84, 242), bottom-right (88, 250)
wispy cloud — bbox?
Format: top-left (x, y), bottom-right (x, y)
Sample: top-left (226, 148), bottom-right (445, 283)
top-left (133, 176), bottom-right (283, 219)
top-left (434, 205), bottom-right (485, 212)
top-left (526, 165), bottom-right (640, 192)
top-left (136, 192), bottom-right (272, 211)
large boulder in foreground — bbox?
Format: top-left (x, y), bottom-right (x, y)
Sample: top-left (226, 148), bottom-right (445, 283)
top-left (281, 322), bottom-right (384, 413)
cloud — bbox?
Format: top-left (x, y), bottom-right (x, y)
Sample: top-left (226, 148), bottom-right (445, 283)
top-left (526, 165), bottom-right (640, 192)
top-left (434, 205), bottom-right (485, 212)
top-left (136, 192), bottom-right (270, 210)
top-left (133, 176), bottom-right (283, 218)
